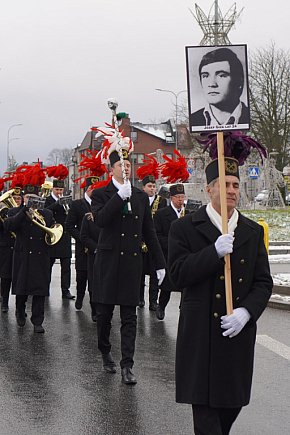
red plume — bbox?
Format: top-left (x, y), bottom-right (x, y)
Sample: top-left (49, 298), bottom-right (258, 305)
top-left (136, 154), bottom-right (160, 181)
top-left (46, 164), bottom-right (68, 180)
top-left (78, 150), bottom-right (108, 177)
top-left (160, 150), bottom-right (189, 183)
top-left (90, 176), bottom-right (112, 190)
top-left (21, 162), bottom-right (46, 186)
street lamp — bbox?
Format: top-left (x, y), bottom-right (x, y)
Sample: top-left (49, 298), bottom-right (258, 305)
top-left (7, 123), bottom-right (22, 169)
top-left (155, 88), bottom-right (187, 150)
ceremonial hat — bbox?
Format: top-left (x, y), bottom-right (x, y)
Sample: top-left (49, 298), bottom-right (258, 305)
top-left (46, 164), bottom-right (68, 189)
top-left (52, 179), bottom-right (65, 188)
top-left (21, 162), bottom-right (46, 195)
top-left (169, 183), bottom-right (185, 196)
top-left (141, 175), bottom-right (156, 186)
top-left (136, 154), bottom-right (160, 186)
top-left (85, 175), bottom-right (100, 188)
top-left (205, 157), bottom-right (240, 184)
top-left (75, 150), bottom-right (109, 189)
top-left (108, 148), bottom-right (131, 166)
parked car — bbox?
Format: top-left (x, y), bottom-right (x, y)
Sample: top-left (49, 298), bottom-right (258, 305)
top-left (254, 189), bottom-right (269, 203)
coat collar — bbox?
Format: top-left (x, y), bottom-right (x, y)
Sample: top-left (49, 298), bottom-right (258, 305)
top-left (191, 205), bottom-right (255, 247)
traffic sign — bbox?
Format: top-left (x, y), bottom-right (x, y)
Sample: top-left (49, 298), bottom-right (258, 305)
top-left (248, 167), bottom-right (259, 179)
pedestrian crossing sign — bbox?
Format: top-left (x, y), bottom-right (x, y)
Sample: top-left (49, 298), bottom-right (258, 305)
top-left (248, 167), bottom-right (259, 179)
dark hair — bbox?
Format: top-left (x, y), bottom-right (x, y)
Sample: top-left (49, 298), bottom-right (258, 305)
top-left (199, 48), bottom-right (244, 99)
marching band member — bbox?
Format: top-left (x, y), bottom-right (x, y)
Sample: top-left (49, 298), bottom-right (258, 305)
top-left (168, 155), bottom-right (272, 434)
top-left (91, 108), bottom-right (165, 385)
top-left (44, 164), bottom-right (74, 300)
top-left (4, 163), bottom-right (54, 333)
top-left (136, 155), bottom-right (167, 310)
top-left (154, 150), bottom-right (190, 321)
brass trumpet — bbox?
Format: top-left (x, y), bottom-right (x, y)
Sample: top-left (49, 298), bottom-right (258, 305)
top-left (0, 190), bottom-right (17, 237)
top-left (58, 195), bottom-right (72, 214)
top-left (25, 195), bottom-right (63, 246)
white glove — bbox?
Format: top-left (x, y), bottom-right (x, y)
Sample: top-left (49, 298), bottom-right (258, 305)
top-left (156, 269), bottom-right (166, 286)
top-left (117, 181), bottom-right (132, 200)
top-left (221, 307), bottom-right (251, 338)
top-left (214, 233), bottom-right (234, 258)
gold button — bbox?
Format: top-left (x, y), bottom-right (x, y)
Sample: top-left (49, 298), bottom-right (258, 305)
top-left (133, 253), bottom-right (137, 256)
top-left (30, 236), bottom-right (33, 240)
top-left (236, 296), bottom-right (240, 301)
top-left (219, 275), bottom-right (225, 280)
top-left (238, 278), bottom-right (243, 283)
top-left (134, 234), bottom-right (138, 237)
top-left (122, 215), bottom-right (125, 218)
top-left (29, 251), bottom-right (32, 254)
top-left (213, 312), bottom-right (219, 318)
top-left (120, 252), bottom-right (124, 255)
top-left (240, 259), bottom-right (245, 264)
top-left (121, 233), bottom-right (125, 237)
top-left (135, 215), bottom-right (139, 219)
top-left (216, 293), bottom-right (221, 299)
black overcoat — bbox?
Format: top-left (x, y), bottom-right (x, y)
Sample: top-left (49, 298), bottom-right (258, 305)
top-left (66, 198), bottom-right (91, 270)
top-left (168, 206), bottom-right (273, 407)
top-left (0, 220), bottom-right (15, 279)
top-left (142, 195), bottom-right (167, 275)
top-left (80, 215), bottom-right (101, 289)
top-left (4, 206), bottom-right (54, 296)
top-left (44, 195), bottom-right (72, 258)
top-left (91, 181), bottom-right (165, 306)
top-left (154, 205), bottom-right (187, 292)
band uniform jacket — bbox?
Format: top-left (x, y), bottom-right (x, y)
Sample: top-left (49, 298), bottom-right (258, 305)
top-left (80, 215), bottom-right (101, 289)
top-left (4, 206), bottom-right (54, 296)
top-left (154, 204), bottom-right (187, 292)
top-left (66, 198), bottom-right (91, 271)
top-left (168, 206), bottom-right (273, 407)
top-left (0, 219), bottom-right (15, 279)
top-left (44, 195), bottom-right (72, 258)
top-left (142, 195), bottom-right (167, 275)
top-left (91, 181), bottom-right (165, 306)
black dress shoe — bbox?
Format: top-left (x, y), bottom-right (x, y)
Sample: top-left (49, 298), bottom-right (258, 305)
top-left (121, 367), bottom-right (137, 385)
top-left (91, 314), bottom-right (97, 322)
top-left (138, 300), bottom-right (145, 308)
top-left (156, 305), bottom-right (165, 320)
top-left (16, 313), bottom-right (26, 327)
top-left (1, 304), bottom-right (9, 313)
top-left (102, 352), bottom-right (117, 373)
top-left (62, 290), bottom-right (75, 300)
top-left (149, 302), bottom-right (157, 311)
top-left (34, 325), bottom-right (45, 333)
top-left (75, 297), bottom-right (83, 310)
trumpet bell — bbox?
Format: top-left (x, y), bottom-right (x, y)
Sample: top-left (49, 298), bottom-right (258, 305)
top-left (0, 190), bottom-right (18, 209)
top-left (44, 223), bottom-right (63, 246)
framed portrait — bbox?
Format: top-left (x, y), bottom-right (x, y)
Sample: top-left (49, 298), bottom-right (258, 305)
top-left (185, 44), bottom-right (250, 133)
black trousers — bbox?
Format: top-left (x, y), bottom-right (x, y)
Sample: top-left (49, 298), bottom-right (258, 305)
top-left (50, 257), bottom-right (71, 291)
top-left (139, 271), bottom-right (158, 304)
top-left (76, 269), bottom-right (88, 298)
top-left (16, 295), bottom-right (45, 326)
top-left (192, 405), bottom-right (242, 435)
top-left (96, 303), bottom-right (137, 369)
top-left (1, 277), bottom-right (11, 304)
top-left (158, 289), bottom-right (171, 310)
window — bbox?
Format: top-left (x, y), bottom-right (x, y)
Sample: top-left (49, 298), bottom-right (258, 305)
top-left (137, 153), bottom-right (144, 164)
top-left (131, 131), bottom-right (138, 142)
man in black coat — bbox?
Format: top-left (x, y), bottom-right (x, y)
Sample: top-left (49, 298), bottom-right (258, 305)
top-left (153, 183), bottom-right (187, 320)
top-left (44, 179), bottom-right (74, 299)
top-left (4, 184), bottom-right (54, 333)
top-left (168, 158), bottom-right (272, 434)
top-left (139, 175), bottom-right (167, 310)
top-left (66, 177), bottom-right (96, 311)
top-left (0, 188), bottom-right (22, 312)
top-left (91, 149), bottom-right (165, 385)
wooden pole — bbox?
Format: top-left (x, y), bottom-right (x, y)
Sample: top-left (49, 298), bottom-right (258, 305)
top-left (217, 131), bottom-right (233, 315)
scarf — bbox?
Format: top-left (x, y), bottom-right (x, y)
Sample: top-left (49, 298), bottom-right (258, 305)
top-left (206, 202), bottom-right (239, 234)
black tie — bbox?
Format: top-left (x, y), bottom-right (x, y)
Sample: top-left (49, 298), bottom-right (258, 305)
top-left (177, 209), bottom-right (181, 213)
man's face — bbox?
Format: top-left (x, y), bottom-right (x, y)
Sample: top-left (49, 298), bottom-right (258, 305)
top-left (171, 194), bottom-right (185, 209)
top-left (143, 182), bottom-right (156, 197)
top-left (13, 195), bottom-right (22, 206)
top-left (52, 187), bottom-right (64, 198)
top-left (206, 175), bottom-right (240, 215)
top-left (23, 193), bottom-right (38, 206)
top-left (200, 61), bottom-right (232, 108)
top-left (111, 160), bottom-right (131, 183)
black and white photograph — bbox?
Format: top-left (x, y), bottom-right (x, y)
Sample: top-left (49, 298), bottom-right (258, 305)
top-left (186, 44), bottom-right (250, 133)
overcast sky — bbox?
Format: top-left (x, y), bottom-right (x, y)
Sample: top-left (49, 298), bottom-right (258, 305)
top-left (0, 0), bottom-right (288, 175)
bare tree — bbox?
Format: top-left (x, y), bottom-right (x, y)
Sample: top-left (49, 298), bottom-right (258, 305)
top-left (248, 43), bottom-right (290, 170)
top-left (46, 148), bottom-right (73, 167)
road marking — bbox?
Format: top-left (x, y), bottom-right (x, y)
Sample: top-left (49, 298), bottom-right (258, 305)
top-left (257, 335), bottom-right (290, 361)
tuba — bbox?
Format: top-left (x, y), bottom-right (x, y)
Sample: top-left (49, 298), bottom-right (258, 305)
top-left (0, 190), bottom-right (17, 238)
top-left (40, 181), bottom-right (53, 198)
top-left (26, 195), bottom-right (63, 246)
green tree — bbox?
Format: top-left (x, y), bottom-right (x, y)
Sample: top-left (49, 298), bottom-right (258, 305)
top-left (248, 43), bottom-right (290, 171)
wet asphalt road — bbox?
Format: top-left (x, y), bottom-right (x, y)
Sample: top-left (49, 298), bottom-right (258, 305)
top-left (0, 264), bottom-right (290, 435)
